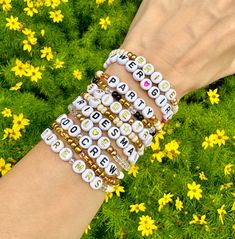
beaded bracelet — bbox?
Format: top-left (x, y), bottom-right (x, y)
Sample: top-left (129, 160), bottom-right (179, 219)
top-left (104, 48), bottom-right (179, 122)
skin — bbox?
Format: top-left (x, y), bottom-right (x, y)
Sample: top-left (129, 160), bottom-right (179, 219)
top-left (0, 1), bottom-right (234, 238)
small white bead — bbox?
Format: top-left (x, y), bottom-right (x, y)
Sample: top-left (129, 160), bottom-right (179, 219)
top-left (96, 154), bottom-right (110, 168)
top-left (41, 128), bottom-right (52, 140)
top-left (140, 78), bottom-right (152, 90)
top-left (123, 144), bottom-right (136, 157)
top-left (165, 89), bottom-right (177, 100)
top-left (132, 121), bottom-right (144, 133)
top-left (109, 53), bottom-right (118, 63)
top-left (108, 127), bottom-right (120, 140)
top-left (172, 104), bottom-right (179, 113)
top-left (90, 111), bottom-right (102, 123)
top-left (155, 95), bottom-right (167, 107)
top-left (150, 72), bottom-right (163, 84)
top-left (89, 97), bottom-right (101, 108)
top-left (79, 136), bottom-right (92, 149)
top-left (105, 162), bottom-right (118, 176)
top-left (120, 123), bottom-right (132, 136)
top-left (59, 147), bottom-right (73, 161)
top-left (44, 133), bottom-right (57, 145)
top-left (101, 94), bottom-right (114, 106)
top-left (161, 103), bottom-right (172, 115)
top-left (116, 82), bottom-right (129, 94)
top-left (133, 69), bottom-right (145, 81)
top-left (154, 121), bottom-right (162, 131)
top-left (73, 98), bottom-right (87, 110)
top-left (81, 105), bottom-right (94, 117)
top-left (125, 90), bottom-right (137, 102)
top-left (128, 152), bottom-right (139, 164)
top-left (135, 56), bottom-right (146, 68)
top-left (119, 109), bottom-right (131, 122)
top-left (133, 98), bottom-right (146, 111)
top-left (125, 60), bottom-right (138, 72)
top-left (116, 136), bottom-right (129, 149)
top-left (110, 102), bottom-right (122, 114)
top-left (113, 117), bottom-right (120, 124)
top-left (51, 140), bottom-right (64, 153)
top-left (143, 135), bottom-right (153, 146)
top-left (68, 124), bottom-right (81, 137)
top-left (97, 104), bottom-right (103, 111)
top-left (93, 89), bottom-right (105, 99)
top-left (139, 129), bottom-right (150, 141)
top-left (142, 106), bottom-right (154, 119)
top-left (117, 171), bottom-right (124, 179)
top-left (95, 70), bottom-right (103, 79)
top-left (87, 83), bottom-right (98, 94)
top-left (117, 53), bottom-right (129, 65)
top-left (132, 136), bottom-right (138, 142)
top-left (107, 75), bottom-right (120, 88)
top-left (72, 160), bottom-right (86, 174)
top-left (87, 145), bottom-right (101, 159)
top-left (81, 119), bottom-right (94, 132)
top-left (99, 118), bottom-right (112, 131)
top-left (117, 121), bottom-right (123, 127)
top-left (90, 177), bottom-right (103, 190)
top-left (143, 63), bottom-right (154, 75)
top-left (101, 107), bottom-right (107, 114)
top-left (89, 127), bottom-right (102, 140)
top-left (138, 145), bottom-right (145, 155)
top-left (61, 118), bottom-right (73, 130)
top-left (148, 86), bottom-right (160, 99)
top-left (97, 136), bottom-right (111, 150)
top-left (158, 80), bottom-right (171, 92)
top-left (82, 169), bottom-right (95, 183)
top-left (56, 114), bottom-right (67, 124)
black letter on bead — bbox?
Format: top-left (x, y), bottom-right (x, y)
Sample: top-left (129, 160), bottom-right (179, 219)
top-left (147, 108), bottom-right (153, 116)
top-left (120, 137), bottom-right (129, 148)
top-left (111, 128), bottom-right (119, 137)
top-left (109, 164), bottom-right (117, 174)
top-left (128, 61), bottom-right (137, 68)
top-left (136, 70), bottom-right (144, 78)
top-left (118, 54), bottom-right (128, 60)
top-left (117, 83), bottom-right (127, 93)
top-left (89, 146), bottom-right (99, 157)
top-left (91, 111), bottom-right (101, 120)
top-left (127, 91), bottom-right (136, 100)
top-left (100, 156), bottom-right (109, 167)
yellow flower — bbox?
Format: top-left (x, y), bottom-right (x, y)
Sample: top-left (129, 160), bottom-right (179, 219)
top-left (207, 88), bottom-right (220, 105)
top-left (11, 59), bottom-right (27, 77)
top-left (10, 82), bottom-right (23, 91)
top-left (0, 0), bottom-right (12, 12)
top-left (189, 214), bottom-right (207, 225)
top-left (41, 29), bottom-right (45, 36)
top-left (96, 0), bottom-right (106, 4)
top-left (154, 130), bottom-right (166, 141)
top-left (23, 39), bottom-right (32, 52)
top-left (41, 46), bottom-right (53, 61)
top-left (73, 69), bottom-right (82, 80)
top-left (129, 203), bottom-right (146, 213)
top-left (26, 65), bottom-right (42, 82)
top-left (24, 1), bottom-right (38, 17)
top-left (217, 204), bottom-right (227, 225)
top-left (220, 182), bottom-right (233, 191)
top-left (175, 197), bottom-right (183, 211)
top-left (53, 58), bottom-right (64, 69)
top-left (231, 202), bottom-right (235, 211)
top-left (187, 181), bottom-right (203, 200)
top-left (108, 0), bottom-right (114, 4)
top-left (2, 127), bottom-right (22, 141)
top-left (151, 138), bottom-right (165, 162)
top-left (84, 224), bottom-right (91, 234)
top-left (138, 215), bottom-right (158, 237)
top-left (0, 158), bottom-right (11, 176)
top-left (114, 184), bottom-right (125, 197)
top-left (224, 163), bottom-right (234, 176)
top-left (128, 164), bottom-right (139, 177)
top-left (6, 16), bottom-right (21, 31)
top-left (214, 129), bottom-right (229, 147)
top-left (199, 171), bottom-right (208, 181)
top-left (49, 9), bottom-right (64, 23)
top-left (13, 113), bottom-right (30, 130)
top-left (1, 107), bottom-right (12, 117)
top-left (99, 16), bottom-right (111, 30)
top-left (164, 140), bottom-right (180, 159)
top-left (105, 192), bottom-right (113, 202)
top-left (158, 193), bottom-right (174, 212)
top-left (202, 134), bottom-right (216, 149)
top-left (45, 0), bottom-right (61, 8)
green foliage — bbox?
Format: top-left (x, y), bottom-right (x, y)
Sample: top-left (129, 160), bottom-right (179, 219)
top-left (0, 1), bottom-right (234, 239)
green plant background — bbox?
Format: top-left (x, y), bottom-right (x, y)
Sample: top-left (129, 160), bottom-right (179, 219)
top-left (0, 1), bottom-right (234, 238)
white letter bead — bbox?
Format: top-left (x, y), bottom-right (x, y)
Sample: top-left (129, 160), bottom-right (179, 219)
top-left (108, 127), bottom-right (120, 140)
top-left (158, 80), bottom-right (170, 92)
top-left (161, 103), bottom-right (172, 114)
top-left (120, 123), bottom-right (132, 136)
top-left (90, 111), bottom-right (102, 123)
top-left (116, 136), bottom-right (129, 149)
top-left (135, 56), bottom-right (146, 68)
top-left (41, 128), bottom-right (52, 140)
top-left (89, 97), bottom-right (100, 108)
top-left (125, 60), bottom-right (138, 72)
top-left (97, 136), bottom-right (111, 150)
top-left (56, 114), bottom-right (67, 124)
top-left (117, 53), bottom-right (129, 65)
top-left (73, 98), bottom-right (87, 110)
top-left (89, 127), bottom-right (102, 140)
top-left (105, 162), bottom-right (118, 176)
top-left (110, 102), bottom-right (122, 114)
top-left (133, 69), bottom-right (145, 81)
top-left (142, 106), bottom-right (154, 119)
top-left (119, 109), bottom-right (131, 122)
top-left (148, 86), bottom-right (160, 99)
top-left (123, 144), bottom-right (136, 157)
top-left (128, 151), bottom-right (139, 164)
top-left (143, 135), bottom-right (153, 147)
top-left (90, 176), bottom-right (103, 190)
top-left (132, 121), bottom-right (144, 133)
top-left (165, 89), bottom-right (177, 100)
top-left (139, 129), bottom-right (150, 141)
top-left (72, 160), bottom-right (86, 174)
top-left (163, 110), bottom-right (173, 121)
top-left (93, 89), bottom-right (105, 99)
top-left (87, 145), bottom-right (101, 159)
top-left (134, 98), bottom-right (146, 111)
top-left (87, 83), bottom-right (98, 94)
top-left (59, 147), bottom-right (73, 161)
top-left (44, 133), bottom-right (57, 145)
top-left (81, 105), bottom-right (94, 117)
top-left (81, 119), bottom-right (94, 131)
top-left (61, 118), bottom-right (73, 130)
top-left (68, 124), bottom-right (81, 137)
top-left (140, 79), bottom-right (152, 90)
top-left (143, 63), bottom-right (154, 75)
top-left (82, 169), bottom-right (95, 183)
top-left (125, 90), bottom-right (137, 102)
top-left (117, 172), bottom-right (124, 179)
top-left (101, 94), bottom-right (114, 106)
top-left (96, 154), bottom-right (110, 168)
top-left (99, 118), bottom-right (112, 131)
top-left (110, 53), bottom-right (118, 63)
top-left (51, 140), bottom-right (64, 153)
top-left (155, 95), bottom-right (167, 107)
top-left (79, 136), bottom-right (92, 149)
top-left (108, 75), bottom-right (120, 88)
top-left (150, 72), bottom-right (163, 84)
top-left (117, 82), bottom-right (129, 94)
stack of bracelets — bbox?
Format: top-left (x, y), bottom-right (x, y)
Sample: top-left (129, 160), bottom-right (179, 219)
top-left (41, 48), bottom-right (179, 193)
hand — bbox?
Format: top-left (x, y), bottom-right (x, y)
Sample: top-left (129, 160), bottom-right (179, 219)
top-left (121, 0), bottom-right (235, 99)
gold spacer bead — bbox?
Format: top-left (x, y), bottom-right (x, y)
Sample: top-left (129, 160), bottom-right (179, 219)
top-left (97, 170), bottom-right (104, 176)
top-left (83, 156), bottom-right (89, 162)
top-left (124, 102), bottom-right (131, 108)
top-left (75, 147), bottom-right (82, 153)
top-left (91, 164), bottom-right (98, 170)
top-left (111, 150), bottom-right (117, 156)
top-left (76, 114), bottom-right (82, 120)
top-left (130, 54), bottom-right (137, 60)
top-left (119, 98), bottom-right (125, 104)
top-left (70, 142), bottom-right (77, 148)
top-left (104, 111), bottom-right (111, 117)
top-left (107, 147), bottom-right (113, 153)
top-left (109, 114), bottom-right (115, 121)
top-left (80, 117), bottom-right (85, 121)
top-left (67, 138), bottom-right (73, 144)
top-left (128, 118), bottom-right (134, 124)
top-left (147, 123), bottom-right (152, 128)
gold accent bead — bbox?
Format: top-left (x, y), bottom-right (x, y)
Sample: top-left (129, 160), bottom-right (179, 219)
top-left (111, 150), bottom-right (117, 156)
top-left (67, 138), bottom-right (73, 144)
top-left (75, 147), bottom-right (82, 153)
top-left (80, 117), bottom-right (85, 121)
top-left (70, 142), bottom-right (77, 148)
top-left (107, 147), bottom-right (113, 153)
top-left (147, 123), bottom-right (152, 128)
top-left (124, 102), bottom-right (130, 108)
top-left (130, 54), bottom-right (137, 60)
top-left (83, 156), bottom-right (89, 162)
top-left (91, 164), bottom-right (97, 170)
top-left (109, 114), bottom-right (115, 121)
top-left (127, 52), bottom-right (133, 58)
top-left (128, 118), bottom-right (134, 124)
top-left (104, 111), bottom-right (111, 117)
top-left (76, 114), bottom-right (82, 119)
top-left (119, 98), bottom-right (125, 104)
